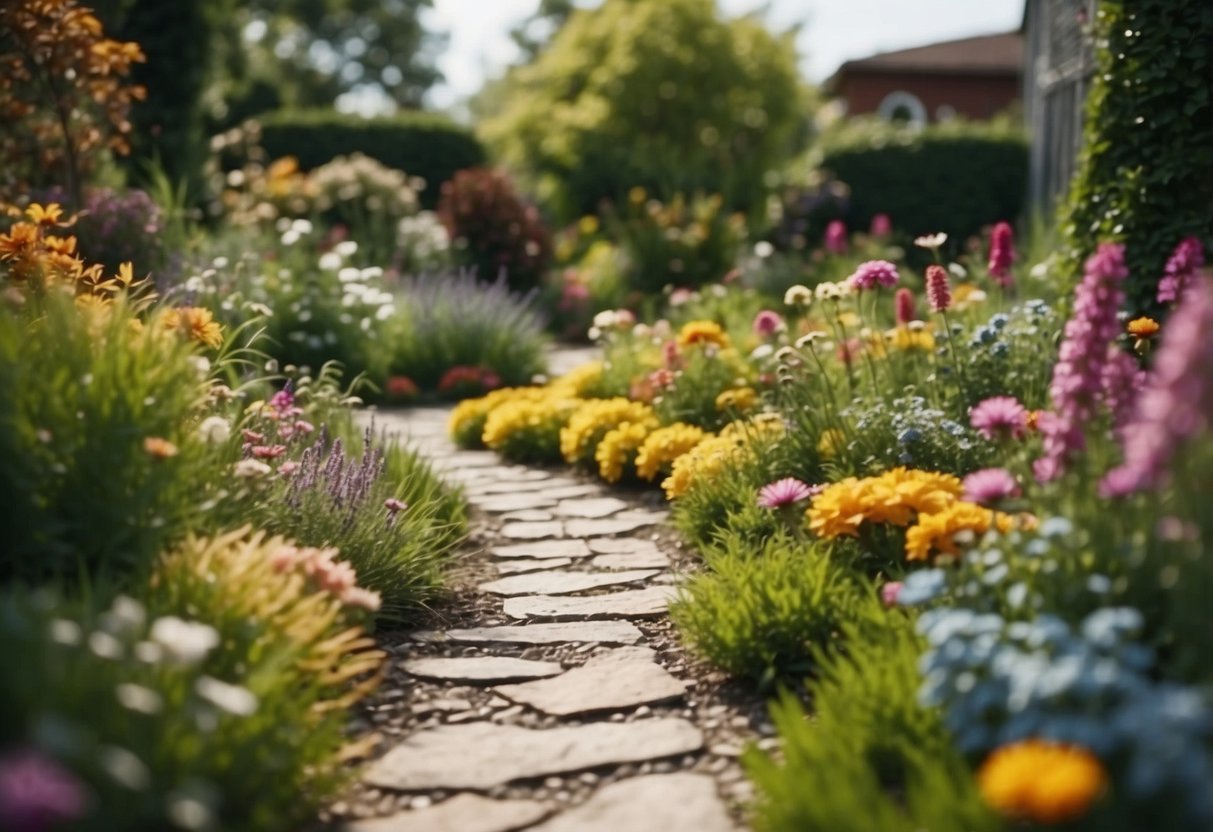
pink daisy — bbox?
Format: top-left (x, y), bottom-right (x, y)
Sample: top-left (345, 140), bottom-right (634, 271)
top-left (848, 260), bottom-right (900, 291)
top-left (969, 396), bottom-right (1028, 440)
top-left (757, 477), bottom-right (815, 509)
top-left (962, 468), bottom-right (1021, 505)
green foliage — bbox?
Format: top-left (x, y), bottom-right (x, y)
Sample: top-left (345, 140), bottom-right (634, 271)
top-left (482, 0), bottom-right (807, 220)
top-left (670, 451), bottom-right (780, 550)
top-left (1057, 1), bottom-right (1213, 311)
top-left (0, 295), bottom-right (213, 584)
top-left (671, 532), bottom-right (877, 686)
top-left (816, 118), bottom-right (1028, 246)
top-left (745, 618), bottom-right (999, 832)
top-left (437, 168), bottom-right (553, 292)
top-left (255, 109), bottom-right (485, 207)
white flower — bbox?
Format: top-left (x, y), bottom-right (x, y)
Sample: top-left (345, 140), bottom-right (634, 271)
top-left (149, 617), bottom-right (219, 665)
top-left (50, 619), bottom-right (82, 646)
top-left (88, 631), bottom-right (124, 660)
top-left (592, 310), bottom-right (618, 329)
top-left (318, 252), bottom-right (342, 271)
top-left (116, 683), bottom-right (163, 715)
top-left (198, 416), bottom-right (231, 444)
top-left (195, 676), bottom-right (258, 716)
top-left (211, 256), bottom-right (229, 270)
top-left (233, 459), bottom-right (272, 478)
top-left (795, 332), bottom-right (826, 349)
top-left (814, 281), bottom-right (850, 301)
top-left (186, 356), bottom-right (211, 378)
top-left (783, 284), bottom-right (813, 307)
top-left (102, 596), bottom-right (146, 635)
top-left (754, 240), bottom-right (775, 259)
top-left (334, 240), bottom-right (359, 257)
top-left (947, 262), bottom-right (968, 279)
top-left (913, 232), bottom-right (948, 249)
top-left (750, 343), bottom-right (774, 359)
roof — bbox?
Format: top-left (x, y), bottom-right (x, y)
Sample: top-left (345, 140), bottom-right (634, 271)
top-left (833, 31), bottom-right (1024, 79)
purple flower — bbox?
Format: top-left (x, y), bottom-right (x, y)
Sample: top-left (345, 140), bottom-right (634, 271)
top-left (880, 581), bottom-right (903, 607)
top-left (1100, 348), bottom-right (1146, 436)
top-left (870, 213), bottom-right (892, 238)
top-left (1156, 236), bottom-right (1205, 304)
top-left (987, 221), bottom-right (1015, 288)
top-left (925, 264), bottom-right (951, 313)
top-left (848, 260), bottom-right (900, 291)
top-left (752, 310), bottom-right (785, 338)
top-left (962, 468), bottom-right (1021, 505)
top-left (824, 220), bottom-right (848, 255)
top-left (1034, 243), bottom-right (1128, 482)
top-left (1101, 275), bottom-right (1213, 496)
top-left (757, 477), bottom-right (815, 509)
top-left (969, 396), bottom-right (1028, 440)
top-left (0, 749), bottom-right (88, 832)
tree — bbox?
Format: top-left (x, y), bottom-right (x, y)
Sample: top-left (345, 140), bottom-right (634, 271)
top-left (509, 0), bottom-right (577, 63)
top-left (480, 0), bottom-right (808, 221)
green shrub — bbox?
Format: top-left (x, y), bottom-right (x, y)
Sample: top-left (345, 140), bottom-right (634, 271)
top-left (745, 618), bottom-right (999, 832)
top-left (481, 0), bottom-right (807, 220)
top-left (0, 295), bottom-right (214, 583)
top-left (254, 109), bottom-right (485, 207)
top-left (1057, 0), bottom-right (1213, 311)
top-left (438, 168), bottom-right (553, 292)
top-left (816, 118), bottom-right (1028, 247)
top-left (670, 532), bottom-right (877, 686)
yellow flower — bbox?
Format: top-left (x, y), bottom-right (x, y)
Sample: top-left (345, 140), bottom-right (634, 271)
top-left (886, 325), bottom-right (935, 352)
top-left (595, 421), bottom-right (652, 483)
top-left (449, 387), bottom-right (547, 447)
top-left (805, 477), bottom-right (872, 538)
top-left (578, 215), bottom-right (600, 235)
top-left (549, 361), bottom-right (604, 398)
top-left (978, 740), bottom-right (1106, 824)
top-left (26, 203), bottom-right (67, 227)
top-left (560, 398), bottom-right (658, 465)
top-left (904, 501), bottom-right (1014, 561)
top-left (817, 428), bottom-right (845, 458)
top-left (482, 395), bottom-right (582, 460)
top-left (163, 306), bottom-right (224, 349)
top-left (676, 320), bottom-right (730, 350)
top-left (1126, 316), bottom-right (1159, 338)
top-left (806, 467), bottom-right (965, 540)
top-left (661, 432), bottom-right (745, 500)
top-left (143, 436), bottom-right (179, 459)
top-left (715, 386), bottom-right (757, 413)
top-left (636, 423), bottom-right (708, 481)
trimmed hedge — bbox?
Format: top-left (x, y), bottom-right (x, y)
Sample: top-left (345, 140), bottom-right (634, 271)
top-left (816, 119), bottom-right (1028, 245)
top-left (255, 109), bottom-right (485, 207)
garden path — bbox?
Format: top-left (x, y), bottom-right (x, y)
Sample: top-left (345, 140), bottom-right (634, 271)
top-left (336, 363), bottom-right (769, 831)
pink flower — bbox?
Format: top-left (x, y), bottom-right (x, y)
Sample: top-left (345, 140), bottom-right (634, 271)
top-left (341, 586), bottom-right (382, 612)
top-left (969, 396), bottom-right (1028, 440)
top-left (294, 420), bottom-right (315, 435)
top-left (0, 749), bottom-right (87, 831)
top-left (251, 444), bottom-right (287, 459)
top-left (384, 498), bottom-right (407, 513)
top-left (269, 388), bottom-right (295, 413)
top-left (824, 220), bottom-right (849, 255)
top-left (278, 461), bottom-right (300, 477)
top-left (757, 477), bottom-right (814, 509)
top-left (241, 429), bottom-right (265, 444)
top-left (848, 260), bottom-right (900, 291)
top-left (962, 468), bottom-right (1021, 505)
top-left (1156, 236), bottom-right (1205, 304)
top-left (926, 264), bottom-right (951, 313)
top-left (870, 213), bottom-right (892, 238)
top-left (987, 221), bottom-right (1015, 287)
top-left (752, 310), bottom-right (785, 337)
top-left (881, 581), bottom-right (903, 607)
top-left (894, 288), bottom-right (916, 325)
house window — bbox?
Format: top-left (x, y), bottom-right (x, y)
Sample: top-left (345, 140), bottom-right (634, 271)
top-left (877, 91), bottom-right (927, 127)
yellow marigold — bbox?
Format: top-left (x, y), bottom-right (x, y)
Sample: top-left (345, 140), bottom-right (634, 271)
top-left (978, 740), bottom-right (1106, 824)
top-left (661, 432), bottom-right (746, 500)
top-left (483, 395), bottom-right (582, 461)
top-left (676, 320), bottom-right (730, 350)
top-left (163, 306), bottom-right (223, 349)
top-left (560, 398), bottom-right (658, 465)
top-left (806, 467), bottom-right (965, 540)
top-left (904, 501), bottom-right (1014, 561)
top-left (1126, 316), bottom-right (1159, 339)
top-left (595, 420), bottom-right (653, 483)
top-left (715, 386), bottom-right (757, 413)
top-left (635, 423), bottom-right (708, 481)
top-left (805, 477), bottom-right (872, 538)
top-left (448, 386), bottom-right (547, 447)
top-left (886, 325), bottom-right (935, 352)
top-left (720, 413), bottom-right (786, 441)
top-left (549, 361), bottom-right (604, 398)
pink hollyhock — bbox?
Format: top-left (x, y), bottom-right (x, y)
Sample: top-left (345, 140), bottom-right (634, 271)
top-left (757, 477), bottom-right (815, 509)
top-left (926, 264), bottom-right (952, 313)
top-left (969, 396), bottom-right (1029, 440)
top-left (824, 220), bottom-right (848, 255)
top-left (962, 468), bottom-right (1021, 505)
top-left (848, 260), bottom-right (900, 291)
top-left (987, 221), bottom-right (1015, 287)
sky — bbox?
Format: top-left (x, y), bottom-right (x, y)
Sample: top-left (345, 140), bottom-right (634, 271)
top-left (424, 0), bottom-right (1025, 111)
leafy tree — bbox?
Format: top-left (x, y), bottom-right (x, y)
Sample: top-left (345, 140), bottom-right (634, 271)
top-left (480, 0), bottom-right (808, 221)
top-left (509, 0), bottom-right (576, 62)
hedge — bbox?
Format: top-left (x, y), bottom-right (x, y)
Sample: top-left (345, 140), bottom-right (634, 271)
top-left (255, 109), bottom-right (486, 207)
top-left (815, 119), bottom-right (1029, 246)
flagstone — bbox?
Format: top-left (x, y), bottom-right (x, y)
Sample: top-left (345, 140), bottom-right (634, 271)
top-left (411, 621), bottom-right (644, 646)
top-left (551, 497), bottom-right (631, 519)
top-left (479, 569), bottom-right (659, 597)
top-left (345, 794), bottom-right (552, 832)
top-left (494, 647), bottom-right (686, 716)
top-left (503, 586), bottom-right (678, 620)
top-left (401, 657), bottom-right (564, 684)
top-left (500, 521), bottom-right (565, 540)
top-left (527, 774), bottom-right (735, 832)
top-left (490, 540), bottom-right (591, 559)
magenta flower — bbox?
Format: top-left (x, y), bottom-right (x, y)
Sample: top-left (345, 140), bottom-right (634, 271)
top-left (1156, 236), bottom-right (1205, 304)
top-left (757, 477), bottom-right (815, 509)
top-left (880, 581), bottom-right (903, 607)
top-left (824, 220), bottom-right (849, 255)
top-left (962, 468), bottom-right (1021, 505)
top-left (1034, 243), bottom-right (1128, 482)
top-left (870, 213), bottom-right (892, 238)
top-left (1099, 348), bottom-right (1146, 436)
top-left (0, 749), bottom-right (88, 832)
top-left (848, 260), bottom-right (900, 291)
top-left (969, 396), bottom-right (1028, 440)
top-left (1101, 275), bottom-right (1213, 497)
top-left (925, 264), bottom-right (951, 313)
top-left (752, 310), bottom-right (786, 338)
top-left (987, 221), bottom-right (1015, 287)
top-left (894, 288), bottom-right (916, 325)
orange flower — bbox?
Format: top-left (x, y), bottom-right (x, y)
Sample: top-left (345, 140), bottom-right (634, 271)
top-left (978, 739), bottom-right (1106, 824)
top-left (676, 320), bottom-right (730, 350)
top-left (26, 203), bottom-right (69, 227)
top-left (143, 437), bottom-right (179, 459)
top-left (1126, 316), bottom-right (1159, 339)
top-left (163, 306), bottom-right (224, 349)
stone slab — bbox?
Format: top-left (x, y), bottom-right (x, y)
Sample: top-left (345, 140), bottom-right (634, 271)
top-left (498, 510), bottom-right (555, 523)
top-left (565, 517), bottom-right (659, 538)
top-left (586, 538), bottom-right (664, 555)
top-left (495, 647), bottom-right (686, 716)
top-left (345, 794), bottom-right (551, 832)
top-left (491, 540), bottom-right (592, 560)
top-left (591, 551), bottom-right (670, 570)
top-left (504, 586), bottom-right (678, 621)
top-left (412, 621), bottom-right (645, 646)
top-left (535, 484), bottom-right (606, 500)
top-left (479, 569), bottom-right (660, 597)
top-left (500, 521), bottom-right (565, 540)
top-left (495, 558), bottom-right (573, 575)
top-left (363, 718), bottom-right (704, 791)
top-left (473, 494), bottom-right (558, 513)
top-left (552, 497), bottom-right (631, 519)
top-left (528, 774), bottom-right (736, 832)
top-left (401, 657), bottom-right (564, 684)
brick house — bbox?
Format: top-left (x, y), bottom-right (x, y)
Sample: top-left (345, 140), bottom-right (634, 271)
top-left (826, 31), bottom-right (1024, 126)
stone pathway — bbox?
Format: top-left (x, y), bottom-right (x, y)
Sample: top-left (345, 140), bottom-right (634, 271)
top-left (332, 399), bottom-right (770, 832)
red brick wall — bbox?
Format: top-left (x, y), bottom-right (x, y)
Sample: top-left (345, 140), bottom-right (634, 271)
top-left (838, 71), bottom-right (1021, 122)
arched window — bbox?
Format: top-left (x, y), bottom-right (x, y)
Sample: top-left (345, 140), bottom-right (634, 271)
top-left (877, 91), bottom-right (927, 127)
